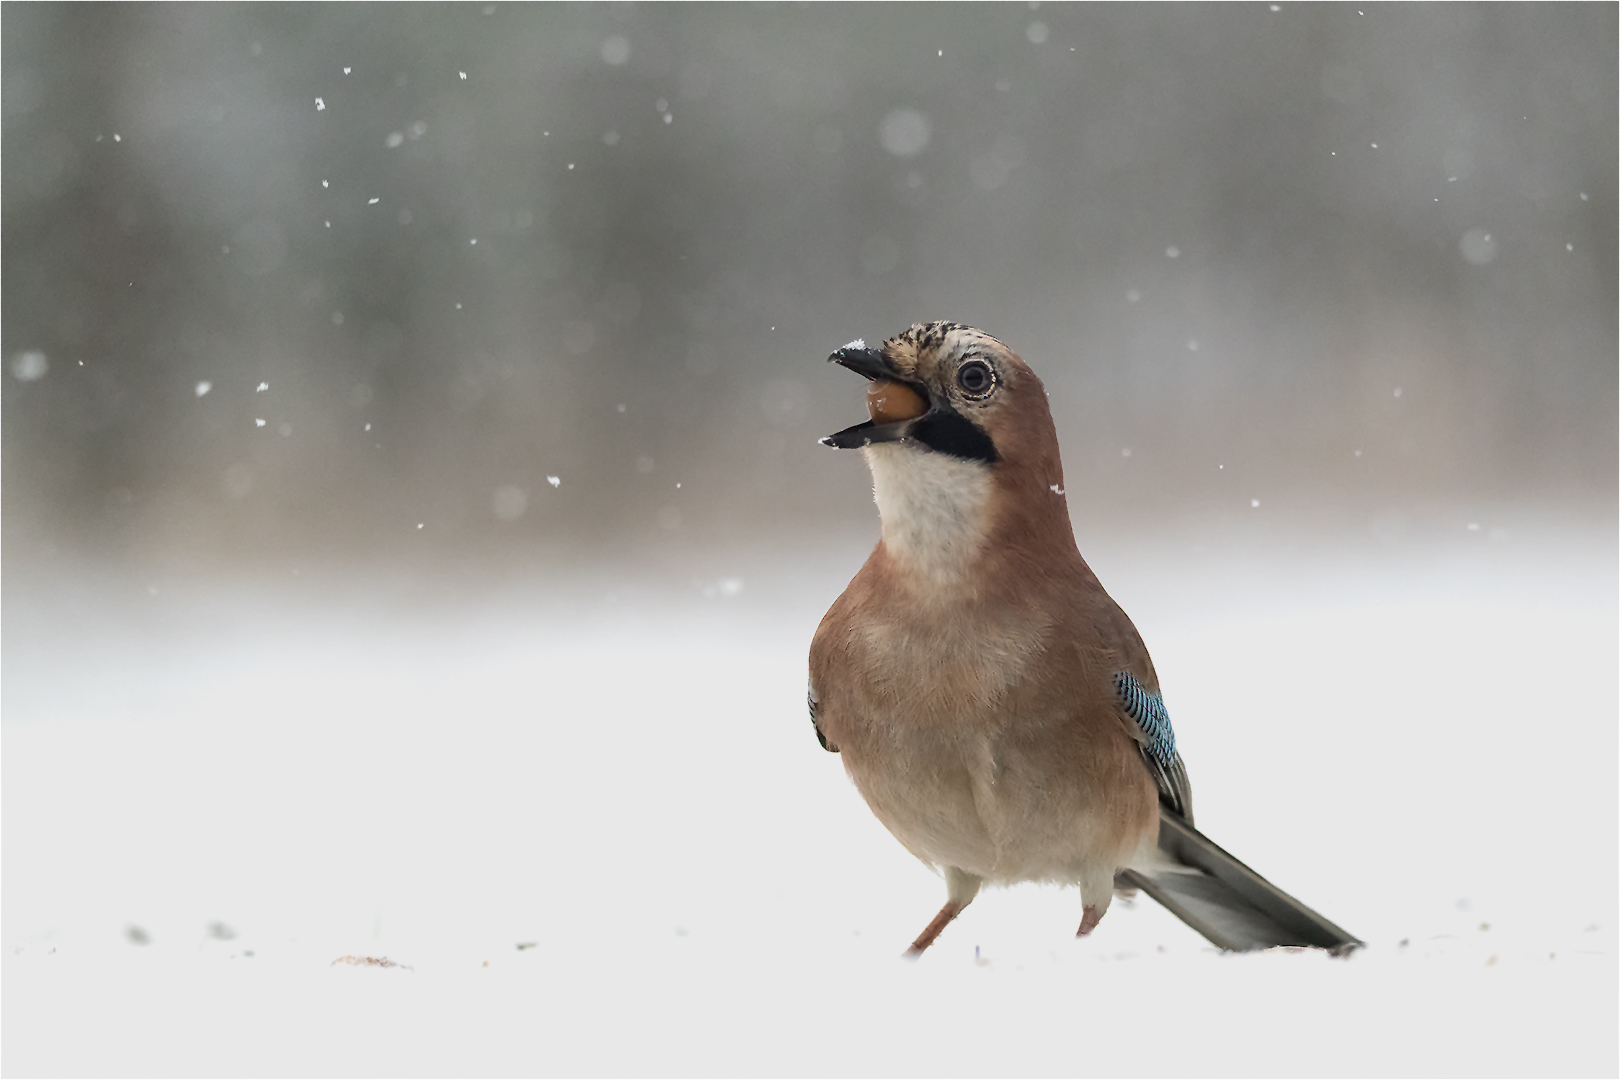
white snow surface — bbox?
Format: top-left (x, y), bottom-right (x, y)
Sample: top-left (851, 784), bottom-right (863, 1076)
top-left (5, 510), bottom-right (1616, 1075)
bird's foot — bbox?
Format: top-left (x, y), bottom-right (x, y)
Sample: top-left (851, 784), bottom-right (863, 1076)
top-left (1076, 904), bottom-right (1103, 937)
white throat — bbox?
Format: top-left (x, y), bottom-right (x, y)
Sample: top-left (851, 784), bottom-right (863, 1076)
top-left (864, 442), bottom-right (993, 589)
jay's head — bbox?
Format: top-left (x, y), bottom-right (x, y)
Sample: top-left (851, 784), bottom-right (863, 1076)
top-left (821, 322), bottom-right (1058, 474)
top-left (820, 323), bottom-right (1070, 579)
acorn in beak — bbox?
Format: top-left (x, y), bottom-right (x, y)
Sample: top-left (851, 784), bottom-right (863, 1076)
top-left (820, 343), bottom-right (931, 449)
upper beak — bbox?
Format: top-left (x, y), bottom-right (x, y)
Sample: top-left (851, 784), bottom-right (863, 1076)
top-left (827, 345), bottom-right (893, 382)
top-left (820, 343), bottom-right (931, 449)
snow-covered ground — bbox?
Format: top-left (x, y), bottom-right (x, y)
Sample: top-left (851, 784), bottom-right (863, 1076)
top-left (5, 508), bottom-right (1616, 1076)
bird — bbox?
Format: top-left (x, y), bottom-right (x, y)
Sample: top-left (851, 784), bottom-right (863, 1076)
top-left (807, 321), bottom-right (1360, 957)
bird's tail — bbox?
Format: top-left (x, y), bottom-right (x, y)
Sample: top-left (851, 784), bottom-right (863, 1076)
top-left (1117, 810), bottom-right (1361, 955)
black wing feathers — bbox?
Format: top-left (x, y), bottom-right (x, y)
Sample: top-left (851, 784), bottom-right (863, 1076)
top-left (808, 685), bottom-right (838, 753)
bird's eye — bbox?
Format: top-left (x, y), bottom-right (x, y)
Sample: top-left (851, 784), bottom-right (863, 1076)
top-left (956, 360), bottom-right (995, 397)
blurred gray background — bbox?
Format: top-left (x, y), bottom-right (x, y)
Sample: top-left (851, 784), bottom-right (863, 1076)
top-left (3, 2), bottom-right (1615, 575)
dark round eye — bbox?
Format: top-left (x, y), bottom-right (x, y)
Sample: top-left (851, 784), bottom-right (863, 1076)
top-left (956, 360), bottom-right (994, 397)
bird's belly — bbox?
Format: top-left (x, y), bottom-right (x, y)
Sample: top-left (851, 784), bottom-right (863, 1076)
top-left (842, 714), bottom-right (1151, 885)
top-left (844, 742), bottom-right (999, 875)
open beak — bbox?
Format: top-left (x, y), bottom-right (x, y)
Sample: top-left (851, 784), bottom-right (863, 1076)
top-left (820, 343), bottom-right (932, 449)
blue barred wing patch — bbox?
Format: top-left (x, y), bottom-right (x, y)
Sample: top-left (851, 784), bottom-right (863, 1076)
top-left (1115, 671), bottom-right (1175, 765)
top-left (1115, 670), bottom-right (1192, 819)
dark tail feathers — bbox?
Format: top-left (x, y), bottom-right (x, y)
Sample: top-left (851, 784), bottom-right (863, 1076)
top-left (1117, 810), bottom-right (1361, 955)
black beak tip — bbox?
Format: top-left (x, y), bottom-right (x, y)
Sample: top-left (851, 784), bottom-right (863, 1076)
top-left (827, 344), bottom-right (891, 381)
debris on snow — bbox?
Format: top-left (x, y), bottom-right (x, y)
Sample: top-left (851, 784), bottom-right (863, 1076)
top-left (331, 955), bottom-right (413, 971)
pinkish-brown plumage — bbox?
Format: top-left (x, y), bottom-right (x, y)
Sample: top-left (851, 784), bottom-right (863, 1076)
top-left (810, 323), bottom-right (1164, 952)
top-left (810, 322), bottom-right (1361, 957)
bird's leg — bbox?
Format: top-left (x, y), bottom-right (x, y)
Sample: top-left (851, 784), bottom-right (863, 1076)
top-left (905, 901), bottom-right (963, 955)
top-left (905, 867), bottom-right (982, 957)
top-left (1076, 868), bottom-right (1114, 938)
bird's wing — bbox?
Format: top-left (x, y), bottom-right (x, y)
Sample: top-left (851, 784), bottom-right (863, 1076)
top-left (1113, 670), bottom-right (1192, 820)
top-left (807, 681), bottom-right (838, 753)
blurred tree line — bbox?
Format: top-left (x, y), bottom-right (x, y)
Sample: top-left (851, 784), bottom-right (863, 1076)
top-left (3, 3), bottom-right (1614, 568)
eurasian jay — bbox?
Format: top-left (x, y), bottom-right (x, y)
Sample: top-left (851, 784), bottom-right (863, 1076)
top-left (808, 321), bottom-right (1359, 956)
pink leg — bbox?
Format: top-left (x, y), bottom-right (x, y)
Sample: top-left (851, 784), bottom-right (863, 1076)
top-left (1076, 904), bottom-right (1103, 937)
top-left (905, 901), bottom-right (964, 956)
